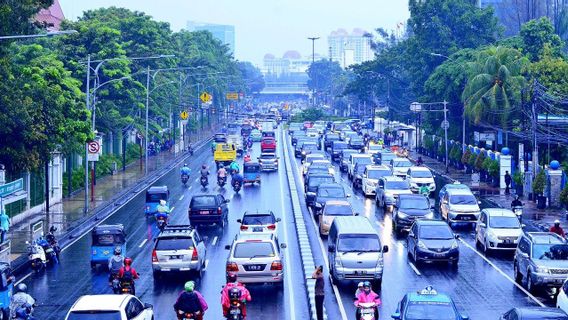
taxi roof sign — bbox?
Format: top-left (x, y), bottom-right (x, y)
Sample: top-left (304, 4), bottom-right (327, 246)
top-left (419, 286), bottom-right (437, 295)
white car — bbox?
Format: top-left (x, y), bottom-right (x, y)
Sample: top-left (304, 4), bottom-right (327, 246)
top-left (558, 278), bottom-right (568, 313)
top-left (475, 208), bottom-right (522, 252)
top-left (362, 165), bottom-right (392, 196)
top-left (375, 176), bottom-right (413, 210)
top-left (406, 166), bottom-right (436, 193)
top-left (365, 144), bottom-right (383, 155)
top-left (440, 189), bottom-right (481, 225)
top-left (347, 154), bottom-right (373, 180)
top-left (390, 158), bottom-right (413, 178)
top-left (65, 294), bottom-right (153, 320)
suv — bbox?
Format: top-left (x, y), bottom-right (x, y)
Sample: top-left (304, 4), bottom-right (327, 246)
top-left (224, 233), bottom-right (286, 284)
top-left (330, 141), bottom-right (348, 162)
top-left (152, 225), bottom-right (206, 278)
top-left (348, 136), bottom-right (365, 150)
top-left (440, 189), bottom-right (480, 226)
top-left (237, 211), bottom-right (281, 234)
top-left (324, 133), bottom-right (341, 150)
top-left (375, 176), bottom-right (412, 210)
top-left (393, 194), bottom-right (434, 235)
top-left (361, 165), bottom-right (392, 197)
top-left (188, 194), bottom-right (230, 227)
top-left (514, 232), bottom-right (568, 293)
top-left (258, 152), bottom-right (279, 171)
top-left (475, 208), bottom-right (522, 253)
top-left (305, 174), bottom-right (336, 207)
top-left (391, 158), bottom-right (413, 178)
top-left (406, 167), bottom-right (436, 193)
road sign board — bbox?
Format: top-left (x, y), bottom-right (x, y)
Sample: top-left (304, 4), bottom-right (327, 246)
top-left (479, 132), bottom-right (495, 141)
top-left (226, 92), bottom-right (238, 100)
top-left (0, 178), bottom-right (23, 198)
top-left (87, 141), bottom-right (100, 162)
top-left (180, 111), bottom-right (189, 120)
top-left (200, 92), bottom-right (212, 103)
top-left (441, 120), bottom-right (450, 130)
top-left (410, 102), bottom-right (422, 112)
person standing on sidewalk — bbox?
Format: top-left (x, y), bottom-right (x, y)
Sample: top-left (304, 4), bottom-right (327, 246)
top-left (312, 265), bottom-right (324, 320)
top-left (504, 171), bottom-right (512, 194)
top-left (0, 209), bottom-right (10, 243)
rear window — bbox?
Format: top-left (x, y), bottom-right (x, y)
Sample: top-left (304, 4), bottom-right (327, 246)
top-left (155, 237), bottom-right (194, 250)
top-left (242, 215), bottom-right (275, 225)
top-left (234, 242), bottom-right (275, 258)
top-left (146, 192), bottom-right (167, 203)
top-left (66, 311), bottom-right (122, 320)
top-left (191, 196), bottom-right (216, 207)
top-left (260, 154), bottom-right (276, 159)
top-left (324, 205), bottom-right (353, 216)
top-left (309, 176), bottom-right (335, 187)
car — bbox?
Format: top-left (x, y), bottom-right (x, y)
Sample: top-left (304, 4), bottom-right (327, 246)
top-left (390, 158), bottom-right (413, 178)
top-left (188, 194), bottom-right (230, 227)
top-left (407, 220), bottom-right (459, 266)
top-left (393, 194), bottom-right (434, 235)
top-left (224, 233), bottom-right (286, 284)
top-left (340, 130), bottom-right (358, 142)
top-left (501, 307), bottom-right (568, 320)
top-left (339, 149), bottom-right (359, 172)
top-left (375, 176), bottom-right (412, 210)
top-left (513, 232), bottom-right (568, 293)
top-left (151, 225), bottom-right (206, 277)
top-left (475, 208), bottom-right (523, 253)
top-left (305, 164), bottom-right (334, 179)
top-left (374, 150), bottom-right (396, 165)
top-left (306, 127), bottom-right (319, 138)
top-left (347, 154), bottom-right (373, 180)
top-left (214, 133), bottom-right (227, 143)
top-left (250, 129), bottom-right (262, 142)
top-left (318, 200), bottom-right (356, 236)
top-left (348, 136), bottom-right (365, 150)
top-left (391, 286), bottom-right (469, 320)
top-left (258, 152), bottom-right (279, 171)
top-left (438, 183), bottom-right (472, 206)
top-left (261, 137), bottom-right (276, 153)
top-left (291, 130), bottom-right (306, 146)
top-left (237, 211), bottom-right (281, 234)
top-left (313, 183), bottom-right (350, 213)
top-left (288, 123), bottom-right (303, 136)
top-left (305, 174), bottom-right (336, 207)
top-left (440, 189), bottom-right (480, 225)
top-left (330, 141), bottom-right (349, 162)
top-left (65, 294), bottom-right (154, 320)
top-left (302, 153), bottom-right (326, 172)
top-left (301, 141), bottom-right (319, 159)
top-left (406, 167), bottom-right (436, 193)
top-left (362, 165), bottom-right (392, 196)
top-left (294, 139), bottom-right (309, 157)
top-left (306, 160), bottom-right (334, 177)
top-left (312, 123), bottom-right (325, 134)
top-left (324, 133), bottom-right (341, 150)
top-left (557, 279), bottom-right (568, 315)
top-left (351, 162), bottom-right (369, 190)
top-left (365, 143), bottom-right (383, 155)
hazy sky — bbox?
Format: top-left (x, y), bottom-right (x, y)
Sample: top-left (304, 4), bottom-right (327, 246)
top-left (59, 0), bottom-right (410, 66)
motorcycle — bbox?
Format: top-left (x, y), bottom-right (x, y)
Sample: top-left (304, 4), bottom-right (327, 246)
top-left (156, 214), bottom-right (168, 232)
top-left (45, 226), bottom-right (61, 259)
top-left (218, 176), bottom-right (227, 188)
top-left (227, 300), bottom-right (243, 320)
top-left (120, 279), bottom-right (135, 295)
top-left (512, 205), bottom-right (523, 223)
top-left (37, 237), bottom-right (57, 265)
top-left (200, 176), bottom-right (208, 188)
top-left (26, 240), bottom-right (46, 272)
top-left (358, 302), bottom-right (379, 320)
top-left (177, 310), bottom-right (202, 320)
top-left (13, 302), bottom-right (36, 320)
top-left (181, 174), bottom-right (189, 186)
top-left (188, 144), bottom-right (194, 156)
top-left (233, 181), bottom-right (242, 193)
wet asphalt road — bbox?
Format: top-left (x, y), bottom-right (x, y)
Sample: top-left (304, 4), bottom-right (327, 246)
top-left (24, 129), bottom-right (309, 320)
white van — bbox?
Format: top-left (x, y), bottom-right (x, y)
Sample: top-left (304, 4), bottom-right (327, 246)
top-left (440, 189), bottom-right (481, 225)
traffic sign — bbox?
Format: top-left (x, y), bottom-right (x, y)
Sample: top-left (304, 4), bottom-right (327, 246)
top-left (226, 92), bottom-right (238, 100)
top-left (87, 141), bottom-right (100, 162)
top-left (180, 111), bottom-right (189, 120)
top-left (410, 102), bottom-right (422, 112)
top-left (441, 120), bottom-right (450, 130)
top-left (200, 92), bottom-right (212, 103)
top-left (0, 178), bottom-right (23, 198)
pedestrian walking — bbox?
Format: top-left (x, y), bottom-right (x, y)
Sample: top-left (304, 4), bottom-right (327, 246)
top-left (0, 209), bottom-right (10, 243)
top-left (312, 265), bottom-right (324, 320)
top-left (504, 171), bottom-right (512, 194)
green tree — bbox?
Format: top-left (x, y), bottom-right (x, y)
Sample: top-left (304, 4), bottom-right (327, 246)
top-left (237, 61), bottom-right (264, 94)
top-left (529, 45), bottom-right (568, 96)
top-left (520, 17), bottom-right (564, 62)
top-left (0, 0), bottom-right (53, 40)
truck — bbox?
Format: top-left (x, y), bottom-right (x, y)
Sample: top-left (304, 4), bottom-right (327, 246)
top-left (213, 143), bottom-right (237, 169)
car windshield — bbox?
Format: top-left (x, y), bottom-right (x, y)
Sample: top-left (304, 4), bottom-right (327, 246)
top-left (449, 195), bottom-right (477, 205)
top-left (386, 181), bottom-right (410, 190)
top-left (333, 143), bottom-right (347, 150)
top-left (307, 157), bottom-right (325, 164)
top-left (242, 214), bottom-right (275, 225)
top-left (66, 311), bottom-right (122, 320)
top-left (411, 170), bottom-right (433, 178)
top-left (419, 225), bottom-right (454, 240)
top-left (191, 196), bottom-right (216, 207)
top-left (309, 167), bottom-right (330, 175)
top-left (324, 205), bottom-right (353, 216)
top-left (532, 244), bottom-right (568, 260)
top-left (355, 166), bottom-right (366, 174)
top-left (351, 138), bottom-right (363, 143)
top-left (318, 187), bottom-right (345, 198)
top-left (489, 216), bottom-right (520, 229)
top-left (405, 302), bottom-right (457, 320)
top-left (393, 160), bottom-right (412, 168)
top-left (354, 157), bottom-right (372, 166)
top-left (260, 154), bottom-right (276, 159)
top-left (234, 242), bottom-right (275, 258)
top-left (156, 237), bottom-right (193, 250)
top-left (380, 153), bottom-right (396, 162)
top-left (367, 169), bottom-right (391, 179)
top-left (369, 145), bottom-right (382, 151)
top-left (400, 198), bottom-right (429, 210)
top-left (337, 234), bottom-right (380, 252)
top-left (303, 144), bottom-right (318, 150)
top-left (327, 135), bottom-right (340, 141)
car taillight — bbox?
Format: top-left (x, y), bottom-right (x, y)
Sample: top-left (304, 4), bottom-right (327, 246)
top-left (191, 248), bottom-right (198, 261)
top-left (267, 224), bottom-right (276, 230)
top-left (271, 260), bottom-right (283, 271)
top-left (226, 262), bottom-right (239, 272)
top-left (152, 250), bottom-right (158, 263)
top-left (240, 225), bottom-right (249, 231)
top-left (217, 207), bottom-right (222, 214)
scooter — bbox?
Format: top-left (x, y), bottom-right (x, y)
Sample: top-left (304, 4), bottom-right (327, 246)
top-left (233, 181), bottom-right (242, 193)
top-left (37, 237), bottom-right (57, 265)
top-left (181, 174), bottom-right (189, 186)
top-left (45, 226), bottom-right (61, 260)
top-left (200, 176), bottom-right (208, 188)
top-left (26, 240), bottom-right (46, 272)
top-left (176, 310), bottom-right (202, 320)
top-left (358, 302), bottom-right (379, 320)
top-left (120, 280), bottom-right (135, 295)
top-left (218, 176), bottom-right (227, 188)
top-left (226, 300), bottom-right (243, 320)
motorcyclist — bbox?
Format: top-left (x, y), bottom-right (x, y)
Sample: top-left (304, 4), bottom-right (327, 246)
top-left (221, 273), bottom-right (251, 319)
top-left (156, 199), bottom-right (171, 222)
top-left (200, 165), bottom-right (209, 178)
top-left (118, 257), bottom-right (139, 295)
top-left (181, 163), bottom-right (191, 177)
top-left (550, 220), bottom-right (566, 238)
top-left (211, 141), bottom-right (217, 154)
top-left (232, 172), bottom-right (244, 189)
top-left (511, 195), bottom-right (523, 208)
top-left (10, 284), bottom-right (35, 319)
top-left (354, 282), bottom-right (364, 299)
top-left (416, 156), bottom-right (424, 166)
top-left (108, 246), bottom-right (125, 284)
top-left (217, 164), bottom-right (228, 185)
top-left (229, 161), bottom-right (240, 175)
top-left (419, 184), bottom-right (430, 197)
top-left (354, 281), bottom-right (381, 320)
top-left (174, 281), bottom-right (208, 320)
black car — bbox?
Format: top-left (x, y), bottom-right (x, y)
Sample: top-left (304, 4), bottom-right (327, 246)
top-left (240, 124), bottom-right (253, 137)
top-left (301, 142), bottom-right (319, 159)
top-left (214, 133), bottom-right (227, 143)
top-left (500, 307), bottom-right (568, 320)
top-left (324, 133), bottom-right (341, 150)
top-left (407, 220), bottom-right (459, 267)
top-left (339, 149), bottom-right (359, 172)
top-left (330, 141), bottom-right (348, 162)
top-left (188, 194), bottom-right (230, 227)
top-left (351, 163), bottom-right (367, 190)
top-left (393, 194), bottom-right (434, 235)
top-left (349, 137), bottom-right (365, 150)
top-left (313, 183), bottom-right (349, 213)
top-left (305, 174), bottom-right (336, 207)
top-left (291, 130), bottom-right (306, 146)
top-left (295, 140), bottom-right (308, 158)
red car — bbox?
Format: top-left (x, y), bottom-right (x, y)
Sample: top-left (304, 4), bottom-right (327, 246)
top-left (261, 137), bottom-right (276, 152)
top-left (303, 121), bottom-right (313, 129)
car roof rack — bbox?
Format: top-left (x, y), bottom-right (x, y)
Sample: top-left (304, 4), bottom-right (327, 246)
top-left (160, 225), bottom-right (194, 234)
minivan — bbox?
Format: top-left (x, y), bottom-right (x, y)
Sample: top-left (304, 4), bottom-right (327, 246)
top-left (328, 216), bottom-right (388, 289)
top-left (440, 189), bottom-right (481, 226)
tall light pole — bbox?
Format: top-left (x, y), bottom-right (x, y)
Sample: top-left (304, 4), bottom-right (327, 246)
top-left (308, 36), bottom-right (320, 107)
top-left (0, 30), bottom-right (77, 40)
top-left (410, 101), bottom-right (450, 173)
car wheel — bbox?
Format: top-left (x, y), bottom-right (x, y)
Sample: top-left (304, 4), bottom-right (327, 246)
top-left (527, 272), bottom-right (536, 293)
top-left (514, 262), bottom-right (522, 284)
top-left (451, 259), bottom-right (459, 269)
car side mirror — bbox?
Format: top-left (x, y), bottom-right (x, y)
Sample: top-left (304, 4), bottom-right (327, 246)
top-left (355, 213), bottom-right (360, 216)
top-left (280, 243), bottom-right (287, 249)
top-left (478, 200), bottom-right (482, 205)
top-left (346, 194), bottom-right (351, 198)
top-left (328, 245), bottom-right (336, 253)
top-left (236, 219), bottom-right (242, 223)
top-left (454, 234), bottom-right (460, 239)
top-left (478, 223), bottom-right (486, 228)
top-left (257, 157), bottom-right (260, 160)
top-left (383, 245), bottom-right (389, 253)
top-left (391, 313), bottom-right (402, 320)
top-left (224, 199), bottom-right (230, 203)
top-left (276, 218), bottom-right (282, 222)
top-left (224, 245), bottom-right (231, 250)
top-left (443, 200), bottom-right (448, 204)
top-left (461, 315), bottom-right (469, 320)
top-left (144, 303), bottom-right (153, 309)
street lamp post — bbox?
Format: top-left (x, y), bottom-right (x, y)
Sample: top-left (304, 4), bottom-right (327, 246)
top-left (410, 101), bottom-right (450, 173)
top-left (308, 36), bottom-right (320, 107)
top-left (0, 30), bottom-right (77, 40)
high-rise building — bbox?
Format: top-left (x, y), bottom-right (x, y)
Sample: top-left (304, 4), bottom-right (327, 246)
top-left (187, 21), bottom-right (235, 53)
top-left (328, 28), bottom-right (374, 68)
top-left (36, 0), bottom-right (65, 31)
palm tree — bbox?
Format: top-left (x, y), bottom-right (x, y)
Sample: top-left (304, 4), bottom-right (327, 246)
top-left (461, 46), bottom-right (528, 126)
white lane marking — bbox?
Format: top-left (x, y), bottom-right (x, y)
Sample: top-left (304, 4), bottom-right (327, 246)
top-left (195, 177), bottom-right (200, 182)
top-left (138, 238), bottom-right (148, 248)
top-left (179, 195), bottom-right (184, 201)
top-left (212, 236), bottom-right (218, 246)
top-left (408, 262), bottom-right (421, 276)
top-left (205, 259), bottom-right (209, 269)
top-left (15, 272), bottom-right (32, 286)
top-left (458, 238), bottom-right (545, 307)
top-left (170, 206), bottom-right (175, 212)
top-left (278, 134), bottom-right (298, 317)
top-left (188, 186), bottom-right (192, 190)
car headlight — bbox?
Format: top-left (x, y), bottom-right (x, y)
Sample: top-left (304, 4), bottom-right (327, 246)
top-left (410, 182), bottom-right (418, 187)
top-left (417, 241), bottom-right (427, 249)
top-left (302, 151), bottom-right (306, 155)
top-left (536, 266), bottom-right (550, 274)
top-left (451, 241), bottom-right (459, 249)
top-left (424, 211), bottom-right (434, 219)
top-left (486, 230), bottom-right (497, 240)
top-left (397, 211), bottom-right (408, 219)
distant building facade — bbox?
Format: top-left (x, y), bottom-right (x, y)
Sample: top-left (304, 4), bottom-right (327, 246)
top-left (260, 51), bottom-right (315, 98)
top-left (328, 28), bottom-right (374, 68)
top-left (35, 0), bottom-right (65, 31)
top-left (187, 21), bottom-right (235, 53)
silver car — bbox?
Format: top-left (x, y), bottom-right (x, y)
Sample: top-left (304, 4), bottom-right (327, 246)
top-left (152, 225), bottom-right (207, 278)
top-left (225, 233), bottom-right (286, 284)
top-left (258, 152), bottom-right (279, 171)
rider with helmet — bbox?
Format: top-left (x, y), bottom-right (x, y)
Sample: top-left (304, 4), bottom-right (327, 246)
top-left (354, 281), bottom-right (381, 319)
top-left (118, 257), bottom-right (139, 295)
top-left (181, 163), bottom-right (191, 176)
top-left (551, 220), bottom-right (566, 238)
top-left (108, 246), bottom-right (125, 284)
top-left (174, 281), bottom-right (208, 320)
top-left (232, 171), bottom-right (244, 190)
top-left (221, 273), bottom-right (251, 319)
top-left (200, 165), bottom-right (209, 178)
top-left (229, 161), bottom-right (240, 175)
top-left (10, 284), bottom-right (35, 319)
top-left (156, 199), bottom-right (171, 224)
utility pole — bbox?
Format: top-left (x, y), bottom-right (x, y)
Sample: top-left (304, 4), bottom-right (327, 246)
top-left (308, 37), bottom-right (320, 107)
top-left (531, 98), bottom-right (539, 176)
top-left (145, 66), bottom-right (150, 175)
top-left (443, 101), bottom-right (449, 174)
top-left (84, 55), bottom-right (90, 214)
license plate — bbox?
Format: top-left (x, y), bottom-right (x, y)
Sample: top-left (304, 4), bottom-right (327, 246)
top-left (354, 270), bottom-right (367, 275)
top-left (247, 265), bottom-right (263, 271)
top-left (200, 210), bottom-right (210, 215)
top-left (434, 253), bottom-right (446, 257)
top-left (169, 255), bottom-right (182, 259)
top-left (253, 227), bottom-right (263, 232)
top-left (461, 216), bottom-right (471, 220)
top-left (230, 309), bottom-right (240, 315)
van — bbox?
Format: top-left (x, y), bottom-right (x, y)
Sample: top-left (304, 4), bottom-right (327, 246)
top-left (328, 216), bottom-right (388, 289)
top-left (440, 189), bottom-right (481, 226)
top-left (262, 130), bottom-right (275, 138)
top-left (377, 151), bottom-right (396, 166)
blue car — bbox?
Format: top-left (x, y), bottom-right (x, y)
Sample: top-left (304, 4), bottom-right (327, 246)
top-left (391, 286), bottom-right (468, 320)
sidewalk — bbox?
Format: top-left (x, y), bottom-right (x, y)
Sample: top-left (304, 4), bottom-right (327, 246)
top-left (6, 125), bottom-right (221, 264)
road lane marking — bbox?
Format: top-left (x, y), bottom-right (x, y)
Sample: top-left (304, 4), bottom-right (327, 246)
top-left (408, 262), bottom-right (421, 276)
top-left (188, 186), bottom-right (192, 190)
top-left (195, 177), bottom-right (199, 182)
top-left (458, 238), bottom-right (545, 307)
top-left (212, 236), bottom-right (218, 246)
top-left (205, 259), bottom-right (209, 269)
top-left (170, 206), bottom-right (175, 212)
top-left (15, 272), bottom-right (32, 286)
top-left (138, 239), bottom-right (148, 248)
top-left (179, 195), bottom-right (184, 201)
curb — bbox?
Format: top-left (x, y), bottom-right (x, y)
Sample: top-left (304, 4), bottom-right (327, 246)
top-left (281, 128), bottom-right (326, 320)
